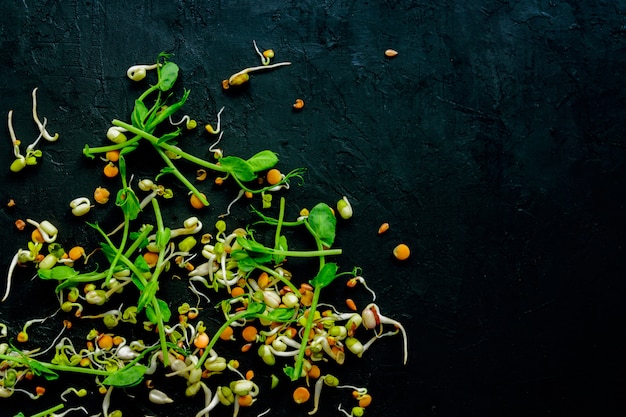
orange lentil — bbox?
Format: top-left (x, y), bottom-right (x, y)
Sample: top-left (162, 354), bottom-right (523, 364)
top-left (31, 228), bottom-right (44, 243)
top-left (346, 298), bottom-right (357, 311)
top-left (244, 191), bottom-right (253, 199)
top-left (359, 394), bottom-right (373, 408)
top-left (187, 309), bottom-right (199, 320)
top-left (292, 386), bottom-right (311, 404)
top-left (105, 150), bottom-right (120, 162)
top-left (245, 369), bottom-right (254, 380)
top-left (378, 222), bottom-right (390, 235)
top-left (220, 326), bottom-right (234, 341)
top-left (242, 326), bottom-right (258, 343)
top-left (68, 246), bottom-right (86, 261)
top-left (238, 394), bottom-right (254, 407)
top-left (190, 192), bottom-right (207, 209)
top-left (17, 331), bottom-right (28, 343)
top-left (103, 162), bottom-right (119, 178)
top-left (241, 343), bottom-right (252, 353)
top-left (194, 332), bottom-right (210, 349)
top-left (393, 243), bottom-right (411, 261)
top-left (97, 334), bottom-right (113, 350)
top-left (7, 199), bottom-right (16, 207)
top-left (266, 168), bottom-right (282, 186)
top-left (35, 386), bottom-right (46, 396)
top-left (94, 187), bottom-right (111, 204)
top-left (347, 278), bottom-right (358, 288)
top-left (308, 364), bottom-right (321, 379)
top-left (112, 335), bottom-right (124, 346)
top-left (143, 251), bottom-right (159, 268)
top-left (14, 219), bottom-right (26, 230)
top-left (231, 286), bottom-right (245, 298)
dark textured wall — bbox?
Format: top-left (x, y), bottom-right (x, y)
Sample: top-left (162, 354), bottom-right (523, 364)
top-left (1, 1), bottom-right (625, 416)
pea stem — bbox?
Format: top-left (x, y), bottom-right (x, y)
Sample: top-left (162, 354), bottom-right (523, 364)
top-left (111, 120), bottom-right (226, 172)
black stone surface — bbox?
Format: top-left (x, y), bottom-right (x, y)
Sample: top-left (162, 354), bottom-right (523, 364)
top-left (1, 1), bottom-right (625, 416)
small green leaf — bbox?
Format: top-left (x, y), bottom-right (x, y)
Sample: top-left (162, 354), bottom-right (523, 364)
top-left (307, 203), bottom-right (336, 248)
top-left (273, 235), bottom-right (288, 264)
top-left (145, 298), bottom-right (171, 324)
top-left (159, 62), bottom-right (179, 91)
top-left (27, 358), bottom-right (59, 381)
top-left (37, 265), bottom-right (79, 281)
top-left (156, 228), bottom-right (171, 251)
top-left (264, 307), bottom-right (295, 322)
top-left (116, 188), bottom-right (142, 221)
top-left (131, 99), bottom-right (149, 128)
top-left (102, 365), bottom-right (147, 387)
top-left (157, 129), bottom-right (181, 144)
top-left (246, 150), bottom-right (279, 172)
top-left (310, 262), bottom-right (339, 290)
top-left (219, 156), bottom-right (257, 182)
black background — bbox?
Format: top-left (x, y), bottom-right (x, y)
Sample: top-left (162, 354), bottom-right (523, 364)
top-left (1, 1), bottom-right (626, 416)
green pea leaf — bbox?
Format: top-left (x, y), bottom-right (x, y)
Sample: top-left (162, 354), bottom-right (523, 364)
top-left (157, 129), bottom-right (181, 144)
top-left (102, 364), bottom-right (147, 387)
top-left (145, 298), bottom-right (171, 324)
top-left (218, 156), bottom-right (257, 182)
top-left (307, 203), bottom-right (336, 248)
top-left (246, 150), bottom-right (279, 172)
top-left (145, 89), bottom-right (190, 131)
top-left (159, 61), bottom-right (179, 91)
top-left (273, 235), bottom-right (288, 264)
top-left (116, 187), bottom-right (142, 221)
top-left (309, 262), bottom-right (339, 290)
top-left (37, 265), bottom-right (79, 281)
top-left (27, 358), bottom-right (59, 381)
top-left (246, 301), bottom-right (266, 316)
top-left (264, 307), bottom-right (295, 322)
top-left (131, 99), bottom-right (149, 129)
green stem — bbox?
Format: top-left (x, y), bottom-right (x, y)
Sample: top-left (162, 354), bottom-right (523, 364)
top-left (291, 284), bottom-right (322, 381)
top-left (153, 145), bottom-right (210, 207)
top-left (274, 197), bottom-right (286, 251)
top-left (255, 264), bottom-right (299, 295)
top-left (83, 134), bottom-right (142, 156)
top-left (0, 354), bottom-right (111, 377)
top-left (269, 248), bottom-right (342, 258)
top-left (30, 403), bottom-right (64, 417)
top-left (149, 198), bottom-right (171, 366)
top-left (112, 120), bottom-right (225, 172)
top-left (195, 309), bottom-right (253, 369)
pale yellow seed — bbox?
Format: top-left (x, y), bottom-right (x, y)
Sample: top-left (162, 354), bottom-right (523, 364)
top-left (385, 49), bottom-right (398, 58)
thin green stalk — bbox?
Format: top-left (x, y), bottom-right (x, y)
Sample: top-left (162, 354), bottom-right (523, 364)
top-left (255, 263), bottom-right (299, 295)
top-left (291, 284), bottom-right (322, 381)
top-left (153, 145), bottom-right (210, 206)
top-left (83, 134), bottom-right (142, 156)
top-left (149, 198), bottom-right (171, 366)
top-left (112, 120), bottom-right (225, 172)
top-left (30, 403), bottom-right (64, 417)
top-left (0, 354), bottom-right (111, 377)
top-left (195, 308), bottom-right (253, 369)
